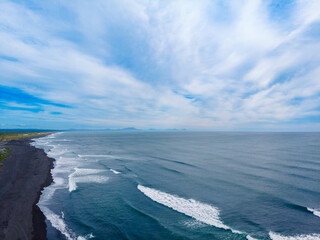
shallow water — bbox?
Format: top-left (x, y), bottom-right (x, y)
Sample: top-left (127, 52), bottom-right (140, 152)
top-left (32, 132), bottom-right (320, 240)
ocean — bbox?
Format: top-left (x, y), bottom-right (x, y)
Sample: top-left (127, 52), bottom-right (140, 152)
top-left (31, 132), bottom-right (320, 240)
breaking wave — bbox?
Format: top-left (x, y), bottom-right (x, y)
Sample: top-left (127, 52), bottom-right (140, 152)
top-left (41, 206), bottom-right (93, 240)
top-left (33, 133), bottom-right (95, 239)
top-left (269, 232), bottom-right (320, 240)
top-left (137, 185), bottom-right (240, 234)
top-left (110, 169), bottom-right (120, 174)
top-left (246, 236), bottom-right (259, 240)
top-left (78, 154), bottom-right (114, 158)
top-left (68, 168), bottom-right (108, 192)
top-left (307, 208), bottom-right (320, 218)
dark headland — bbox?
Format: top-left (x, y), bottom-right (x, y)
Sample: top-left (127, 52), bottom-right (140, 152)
top-left (0, 134), bottom-right (54, 240)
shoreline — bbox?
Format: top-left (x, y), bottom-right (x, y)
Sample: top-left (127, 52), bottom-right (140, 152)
top-left (0, 135), bottom-right (54, 240)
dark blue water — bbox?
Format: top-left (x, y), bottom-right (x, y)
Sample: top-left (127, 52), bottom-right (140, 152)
top-left (32, 132), bottom-right (320, 240)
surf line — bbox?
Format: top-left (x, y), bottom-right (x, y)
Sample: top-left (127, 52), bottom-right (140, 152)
top-left (68, 168), bottom-right (108, 192)
top-left (307, 207), bottom-right (320, 218)
top-left (138, 185), bottom-right (320, 240)
top-left (269, 231), bottom-right (320, 240)
top-left (137, 185), bottom-right (248, 235)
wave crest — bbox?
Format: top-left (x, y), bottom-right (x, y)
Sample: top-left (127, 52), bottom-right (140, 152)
top-left (307, 208), bottom-right (320, 218)
top-left (137, 185), bottom-right (236, 232)
top-left (68, 168), bottom-right (108, 192)
top-left (110, 169), bottom-right (120, 174)
top-left (269, 232), bottom-right (320, 240)
top-left (41, 206), bottom-right (91, 240)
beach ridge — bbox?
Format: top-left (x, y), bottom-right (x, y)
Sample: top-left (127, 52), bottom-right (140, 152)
top-left (0, 135), bottom-right (54, 240)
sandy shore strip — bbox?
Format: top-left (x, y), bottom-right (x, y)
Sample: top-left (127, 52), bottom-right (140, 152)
top-left (0, 135), bottom-right (54, 240)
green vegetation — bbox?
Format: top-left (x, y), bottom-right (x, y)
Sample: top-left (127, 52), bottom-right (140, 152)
top-left (0, 132), bottom-right (53, 142)
top-left (0, 147), bottom-right (11, 167)
top-left (0, 131), bottom-right (53, 168)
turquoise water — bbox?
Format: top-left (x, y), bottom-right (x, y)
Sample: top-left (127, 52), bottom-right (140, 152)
top-left (32, 132), bottom-right (320, 240)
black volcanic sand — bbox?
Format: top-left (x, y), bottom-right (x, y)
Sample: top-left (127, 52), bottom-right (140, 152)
top-left (0, 137), bottom-right (54, 240)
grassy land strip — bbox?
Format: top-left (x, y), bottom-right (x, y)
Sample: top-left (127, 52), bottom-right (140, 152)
top-left (0, 131), bottom-right (54, 167)
top-left (0, 132), bottom-right (54, 142)
top-left (0, 147), bottom-right (11, 167)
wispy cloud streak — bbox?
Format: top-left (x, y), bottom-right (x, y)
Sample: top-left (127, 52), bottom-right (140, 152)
top-left (0, 0), bottom-right (319, 130)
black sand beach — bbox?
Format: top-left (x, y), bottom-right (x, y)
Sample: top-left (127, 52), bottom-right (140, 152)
top-left (0, 137), bottom-right (54, 240)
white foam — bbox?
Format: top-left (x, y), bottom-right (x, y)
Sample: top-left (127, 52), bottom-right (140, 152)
top-left (38, 176), bottom-right (67, 206)
top-left (184, 220), bottom-right (206, 228)
top-left (47, 132), bottom-right (63, 138)
top-left (110, 169), bottom-right (120, 174)
top-left (31, 137), bottom-right (51, 148)
top-left (33, 133), bottom-right (94, 239)
top-left (54, 177), bottom-right (65, 185)
top-left (137, 185), bottom-right (240, 233)
top-left (43, 207), bottom-right (92, 240)
top-left (47, 148), bottom-right (69, 158)
top-left (68, 168), bottom-right (108, 192)
top-left (41, 206), bottom-right (87, 240)
top-left (70, 168), bottom-right (106, 175)
top-left (269, 232), bottom-right (320, 240)
top-left (78, 154), bottom-right (114, 158)
top-left (307, 208), bottom-right (320, 218)
top-left (78, 234), bottom-right (94, 240)
top-left (247, 236), bottom-right (259, 240)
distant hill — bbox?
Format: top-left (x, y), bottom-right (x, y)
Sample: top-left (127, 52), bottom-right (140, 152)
top-left (105, 127), bottom-right (140, 131)
top-left (148, 128), bottom-right (187, 131)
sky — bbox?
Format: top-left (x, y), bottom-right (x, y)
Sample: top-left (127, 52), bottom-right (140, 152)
top-left (0, 0), bottom-right (320, 131)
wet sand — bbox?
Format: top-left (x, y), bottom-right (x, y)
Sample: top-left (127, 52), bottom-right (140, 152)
top-left (0, 137), bottom-right (54, 240)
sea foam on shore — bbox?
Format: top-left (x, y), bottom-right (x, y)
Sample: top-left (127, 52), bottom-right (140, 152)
top-left (33, 133), bottom-right (95, 240)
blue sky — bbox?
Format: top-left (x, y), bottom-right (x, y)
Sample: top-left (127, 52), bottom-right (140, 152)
top-left (0, 0), bottom-right (320, 130)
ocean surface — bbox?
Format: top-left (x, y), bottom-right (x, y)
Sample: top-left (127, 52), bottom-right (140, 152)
top-left (31, 132), bottom-right (320, 240)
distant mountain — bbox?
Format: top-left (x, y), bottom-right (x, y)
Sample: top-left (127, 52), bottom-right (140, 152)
top-left (105, 127), bottom-right (140, 131)
top-left (148, 128), bottom-right (187, 131)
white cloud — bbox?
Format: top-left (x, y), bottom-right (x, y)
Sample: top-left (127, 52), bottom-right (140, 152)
top-left (0, 0), bottom-right (319, 130)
